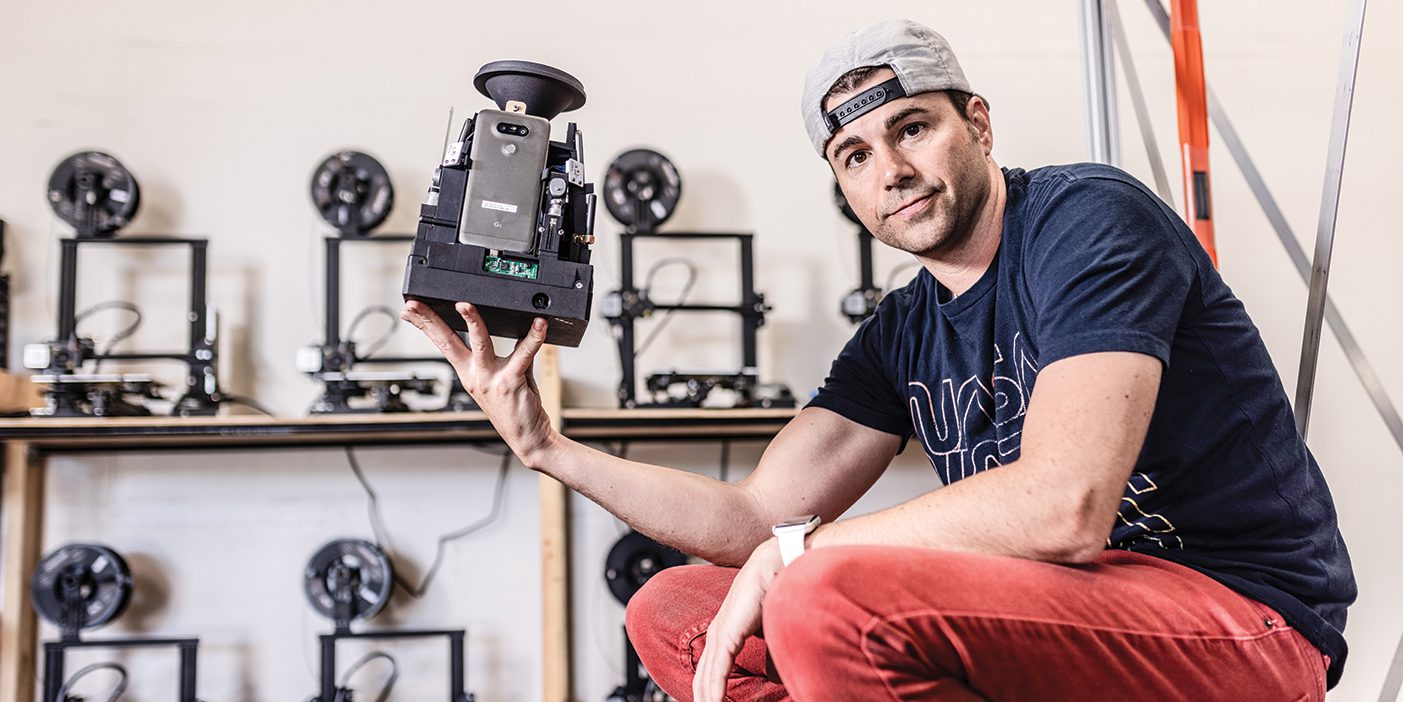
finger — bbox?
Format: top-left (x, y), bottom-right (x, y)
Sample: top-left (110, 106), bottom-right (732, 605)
top-left (454, 302), bottom-right (496, 367)
top-left (693, 644), bottom-right (712, 702)
top-left (694, 640), bottom-right (728, 702)
top-left (504, 317), bottom-right (548, 376)
top-left (401, 301), bottom-right (471, 366)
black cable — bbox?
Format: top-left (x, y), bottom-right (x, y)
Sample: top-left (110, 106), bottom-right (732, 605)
top-left (219, 394), bottom-right (275, 417)
top-left (75, 300), bottom-right (142, 368)
top-left (345, 447), bottom-right (399, 575)
top-left (338, 651), bottom-right (398, 702)
top-left (347, 305), bottom-right (400, 359)
top-left (56, 662), bottom-right (127, 702)
top-left (635, 257), bottom-right (698, 357)
top-left (344, 445), bottom-right (513, 599)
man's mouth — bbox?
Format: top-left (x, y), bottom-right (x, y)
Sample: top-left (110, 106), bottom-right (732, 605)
top-left (884, 190), bottom-right (936, 220)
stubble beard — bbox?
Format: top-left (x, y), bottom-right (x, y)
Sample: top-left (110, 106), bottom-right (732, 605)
top-left (874, 142), bottom-right (991, 260)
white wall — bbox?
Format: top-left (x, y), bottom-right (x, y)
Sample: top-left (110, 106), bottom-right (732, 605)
top-left (1, 1), bottom-right (1398, 700)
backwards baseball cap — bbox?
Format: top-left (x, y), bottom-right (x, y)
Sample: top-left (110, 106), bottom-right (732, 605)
top-left (801, 19), bottom-right (982, 158)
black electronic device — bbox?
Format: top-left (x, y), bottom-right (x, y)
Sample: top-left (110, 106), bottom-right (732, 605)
top-left (303, 539), bottom-right (473, 702)
top-left (835, 181), bottom-right (883, 323)
top-left (604, 530), bottom-right (684, 702)
top-left (402, 60), bottom-right (596, 348)
top-left (302, 151), bottom-right (473, 414)
top-left (599, 149), bottom-right (794, 409)
top-left (25, 151), bottom-right (225, 418)
top-left (30, 543), bottom-right (201, 702)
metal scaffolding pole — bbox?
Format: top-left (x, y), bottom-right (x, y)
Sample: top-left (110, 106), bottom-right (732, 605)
top-left (1140, 0), bottom-right (1400, 449)
top-left (1079, 0), bottom-right (1121, 164)
top-left (1294, 0), bottom-right (1368, 438)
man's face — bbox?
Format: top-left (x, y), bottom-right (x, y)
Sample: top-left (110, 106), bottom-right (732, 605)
top-left (825, 68), bottom-right (994, 259)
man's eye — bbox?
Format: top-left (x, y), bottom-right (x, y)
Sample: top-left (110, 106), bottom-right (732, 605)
top-left (901, 123), bottom-right (926, 138)
top-left (846, 151), bottom-right (869, 168)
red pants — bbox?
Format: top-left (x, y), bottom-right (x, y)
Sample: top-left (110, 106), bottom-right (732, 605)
top-left (626, 547), bottom-right (1329, 701)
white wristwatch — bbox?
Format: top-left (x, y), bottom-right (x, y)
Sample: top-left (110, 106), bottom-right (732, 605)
top-left (772, 515), bottom-right (821, 566)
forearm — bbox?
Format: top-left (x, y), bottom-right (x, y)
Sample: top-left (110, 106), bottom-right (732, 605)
top-left (809, 457), bottom-right (1116, 564)
top-left (528, 434), bottom-right (772, 565)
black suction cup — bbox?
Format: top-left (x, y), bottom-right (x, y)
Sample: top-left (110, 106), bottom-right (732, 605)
top-left (834, 180), bottom-right (863, 225)
top-left (303, 538), bottom-right (394, 628)
top-left (473, 60), bottom-right (586, 120)
top-left (603, 149), bottom-right (682, 232)
top-left (310, 150), bottom-right (394, 236)
top-left (46, 151), bottom-right (141, 238)
top-left (604, 530), bottom-right (686, 606)
top-left (30, 543), bottom-right (134, 639)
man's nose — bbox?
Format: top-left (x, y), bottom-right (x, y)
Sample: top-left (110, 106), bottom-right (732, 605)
top-left (880, 148), bottom-right (917, 189)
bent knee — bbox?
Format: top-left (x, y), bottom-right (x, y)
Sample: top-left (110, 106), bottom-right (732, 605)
top-left (626, 563), bottom-right (732, 648)
top-left (769, 546), bottom-right (887, 599)
top-left (764, 547), bottom-right (888, 630)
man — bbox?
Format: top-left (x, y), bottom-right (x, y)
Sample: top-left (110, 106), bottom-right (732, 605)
top-left (403, 19), bottom-right (1355, 702)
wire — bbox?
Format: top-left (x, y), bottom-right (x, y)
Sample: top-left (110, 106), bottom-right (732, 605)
top-left (56, 662), bottom-right (128, 702)
top-left (338, 651), bottom-right (398, 702)
top-left (344, 445), bottom-right (513, 599)
top-left (884, 261), bottom-right (922, 295)
top-left (219, 394), bottom-right (275, 417)
top-left (634, 257), bottom-right (698, 357)
top-left (75, 301), bottom-right (143, 369)
top-left (347, 305), bottom-right (400, 359)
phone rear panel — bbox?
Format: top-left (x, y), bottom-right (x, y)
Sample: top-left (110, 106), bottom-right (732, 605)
top-left (458, 109), bottom-right (550, 253)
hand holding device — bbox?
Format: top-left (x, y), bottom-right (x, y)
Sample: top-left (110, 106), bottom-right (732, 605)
top-left (401, 299), bottom-right (558, 465)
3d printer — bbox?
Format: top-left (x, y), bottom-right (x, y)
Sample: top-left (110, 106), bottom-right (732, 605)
top-left (23, 151), bottom-right (223, 417)
top-left (299, 150), bottom-right (473, 414)
top-left (599, 149), bottom-right (793, 409)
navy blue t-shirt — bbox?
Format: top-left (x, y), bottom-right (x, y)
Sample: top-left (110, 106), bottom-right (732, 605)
top-left (809, 164), bottom-right (1357, 687)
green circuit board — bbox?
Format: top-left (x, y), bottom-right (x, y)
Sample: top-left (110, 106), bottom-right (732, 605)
top-left (483, 255), bottom-right (539, 280)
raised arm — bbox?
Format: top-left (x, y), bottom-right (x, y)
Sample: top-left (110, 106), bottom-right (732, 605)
top-left (403, 300), bottom-right (902, 566)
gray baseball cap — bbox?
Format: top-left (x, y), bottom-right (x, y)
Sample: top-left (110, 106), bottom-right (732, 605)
top-left (801, 19), bottom-right (980, 158)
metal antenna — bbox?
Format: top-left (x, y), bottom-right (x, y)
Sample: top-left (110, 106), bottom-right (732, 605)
top-left (439, 107), bottom-right (455, 160)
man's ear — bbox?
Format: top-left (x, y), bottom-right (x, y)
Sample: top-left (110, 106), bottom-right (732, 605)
top-left (967, 95), bottom-right (994, 155)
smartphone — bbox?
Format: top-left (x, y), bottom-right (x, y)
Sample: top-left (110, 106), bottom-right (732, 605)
top-left (458, 109), bottom-right (551, 254)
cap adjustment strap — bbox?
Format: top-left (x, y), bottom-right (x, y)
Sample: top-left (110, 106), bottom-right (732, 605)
top-left (824, 76), bottom-right (907, 132)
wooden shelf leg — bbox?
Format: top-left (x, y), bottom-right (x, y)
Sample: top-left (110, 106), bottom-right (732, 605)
top-left (537, 347), bottom-right (572, 702)
top-left (1, 440), bottom-right (42, 702)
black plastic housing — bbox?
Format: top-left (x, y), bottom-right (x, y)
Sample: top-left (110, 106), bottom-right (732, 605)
top-left (403, 128), bottom-right (595, 347)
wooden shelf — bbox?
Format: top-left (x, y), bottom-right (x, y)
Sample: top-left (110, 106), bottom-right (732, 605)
top-left (0, 412), bottom-right (497, 450)
top-left (0, 386), bottom-right (799, 701)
